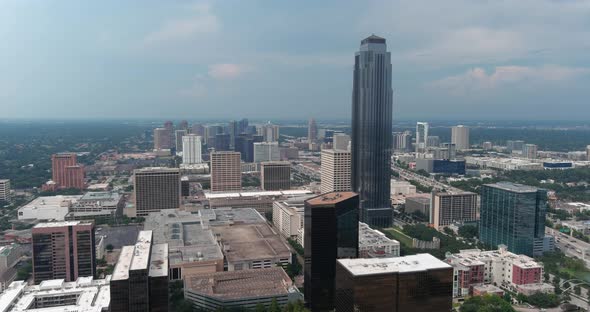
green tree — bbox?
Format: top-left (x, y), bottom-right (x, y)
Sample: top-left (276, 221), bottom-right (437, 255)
top-left (269, 298), bottom-right (280, 312)
top-left (460, 294), bottom-right (515, 312)
top-left (106, 244), bottom-right (114, 252)
top-left (255, 303), bottom-right (267, 312)
top-left (458, 225), bottom-right (479, 238)
top-left (574, 285), bottom-right (581, 295)
top-left (525, 292), bottom-right (560, 308)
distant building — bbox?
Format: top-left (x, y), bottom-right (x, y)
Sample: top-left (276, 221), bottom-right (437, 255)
top-left (405, 195), bottom-right (431, 217)
top-left (358, 222), bottom-right (399, 258)
top-left (0, 244), bottom-right (22, 292)
top-left (260, 161), bottom-right (291, 191)
top-left (234, 135), bottom-right (255, 162)
top-left (205, 190), bottom-right (313, 215)
top-left (427, 135), bottom-right (440, 148)
top-left (280, 147), bottom-right (299, 160)
top-left (390, 180), bottom-right (416, 196)
top-left (416, 122), bottom-right (429, 152)
top-left (134, 167), bottom-right (180, 216)
top-left (51, 153), bottom-right (84, 190)
top-left (32, 221), bottom-right (96, 284)
top-left (430, 191), bottom-right (478, 229)
top-left (587, 145), bottom-right (590, 161)
top-left (18, 195), bottom-right (82, 221)
top-left (214, 133), bottom-right (231, 151)
top-left (304, 192), bottom-right (359, 311)
top-left (482, 141), bottom-right (493, 150)
top-left (506, 140), bottom-right (525, 153)
top-left (308, 118), bottom-right (317, 142)
top-left (543, 161), bottom-right (573, 170)
top-left (0, 179), bottom-right (10, 203)
top-left (332, 133), bottom-right (351, 151)
top-left (153, 127), bottom-right (172, 150)
top-left (320, 149), bottom-right (351, 194)
top-left (175, 129), bottom-right (187, 153)
top-left (393, 131), bottom-right (412, 152)
top-left (110, 230), bottom-right (169, 312)
top-left (335, 254), bottom-right (453, 312)
top-left (523, 144), bottom-right (538, 159)
top-left (210, 151), bottom-right (242, 192)
top-left (182, 134), bottom-right (203, 164)
top-left (480, 182), bottom-right (547, 257)
top-left (451, 125), bottom-right (470, 150)
top-left (253, 142), bottom-right (280, 163)
top-left (415, 159), bottom-right (466, 175)
top-left (184, 268), bottom-right (302, 311)
top-left (258, 123), bottom-right (280, 142)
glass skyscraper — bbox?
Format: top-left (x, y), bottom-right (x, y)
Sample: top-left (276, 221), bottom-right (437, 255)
top-left (479, 182), bottom-right (548, 257)
top-left (351, 35), bottom-right (393, 228)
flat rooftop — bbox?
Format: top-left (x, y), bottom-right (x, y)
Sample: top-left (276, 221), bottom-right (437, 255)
top-left (338, 253), bottom-right (451, 276)
top-left (149, 243), bottom-right (168, 278)
top-left (205, 189), bottom-right (312, 199)
top-left (33, 220), bottom-right (90, 228)
top-left (78, 191), bottom-right (121, 203)
top-left (485, 182), bottom-right (541, 193)
top-left (112, 246), bottom-right (134, 281)
top-left (130, 230), bottom-right (153, 271)
top-left (306, 192), bottom-right (357, 206)
top-left (134, 167), bottom-right (180, 173)
top-left (212, 223), bottom-right (291, 263)
top-left (21, 195), bottom-right (82, 210)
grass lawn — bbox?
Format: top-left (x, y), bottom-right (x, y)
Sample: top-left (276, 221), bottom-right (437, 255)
top-left (384, 227), bottom-right (413, 247)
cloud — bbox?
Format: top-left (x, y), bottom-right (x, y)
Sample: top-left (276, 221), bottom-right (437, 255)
top-left (144, 3), bottom-right (219, 44)
top-left (208, 64), bottom-right (250, 80)
top-left (429, 65), bottom-right (590, 95)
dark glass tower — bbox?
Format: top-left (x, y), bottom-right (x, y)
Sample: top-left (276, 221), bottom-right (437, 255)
top-left (351, 35), bottom-right (393, 227)
top-left (304, 192), bottom-right (359, 311)
top-left (479, 182), bottom-right (548, 257)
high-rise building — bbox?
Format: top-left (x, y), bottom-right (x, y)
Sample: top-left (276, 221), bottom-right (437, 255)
top-left (427, 135), bottom-right (440, 148)
top-left (192, 124), bottom-right (205, 137)
top-left (234, 135), bottom-right (255, 162)
top-left (110, 230), bottom-right (169, 312)
top-left (205, 125), bottom-right (223, 146)
top-left (259, 123), bottom-right (280, 142)
top-left (335, 254), bottom-right (453, 312)
top-left (480, 182), bottom-right (548, 257)
top-left (253, 142), bottom-right (280, 163)
top-left (182, 134), bottom-right (202, 164)
top-left (210, 151), bottom-right (242, 192)
top-left (175, 129), bottom-right (187, 152)
top-left (215, 133), bottom-right (231, 151)
top-left (304, 192), bottom-right (359, 311)
top-left (351, 35), bottom-right (393, 228)
top-left (154, 127), bottom-right (172, 150)
top-left (308, 118), bottom-right (318, 142)
top-left (434, 143), bottom-right (456, 160)
top-left (164, 120), bottom-right (174, 131)
top-left (228, 120), bottom-right (239, 149)
top-left (587, 145), bottom-right (590, 161)
top-left (260, 161), bottom-right (291, 191)
top-left (32, 221), bottom-right (96, 284)
top-left (51, 153), bottom-right (84, 190)
top-left (506, 140), bottom-right (525, 153)
top-left (333, 133), bottom-right (351, 151)
top-left (430, 191), bottom-right (478, 229)
top-left (523, 144), bottom-right (538, 159)
top-left (393, 131), bottom-right (412, 152)
top-left (321, 149), bottom-right (351, 194)
top-left (179, 120), bottom-right (189, 131)
top-left (451, 125), bottom-right (470, 150)
top-left (415, 122), bottom-right (429, 152)
top-left (0, 179), bottom-right (10, 203)
top-left (133, 167), bottom-right (180, 216)
top-left (238, 118), bottom-right (249, 134)
top-left (482, 141), bottom-right (493, 150)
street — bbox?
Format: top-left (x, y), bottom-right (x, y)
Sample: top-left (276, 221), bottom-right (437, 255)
top-left (546, 227), bottom-right (590, 268)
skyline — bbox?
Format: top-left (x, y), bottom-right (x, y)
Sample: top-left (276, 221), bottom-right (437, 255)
top-left (1, 0), bottom-right (590, 120)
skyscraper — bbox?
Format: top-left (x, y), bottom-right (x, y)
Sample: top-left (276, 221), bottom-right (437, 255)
top-left (332, 133), bottom-right (351, 151)
top-left (153, 128), bottom-right (172, 150)
top-left (308, 118), bottom-right (317, 142)
top-left (179, 120), bottom-right (189, 131)
top-left (32, 221), bottom-right (96, 284)
top-left (253, 142), bottom-right (280, 163)
top-left (234, 135), bottom-right (255, 162)
top-left (51, 153), bottom-right (84, 190)
top-left (430, 191), bottom-right (478, 229)
top-left (321, 149), bottom-right (351, 194)
top-left (451, 125), bottom-right (470, 150)
top-left (175, 129), bottom-right (187, 153)
top-left (228, 120), bottom-right (239, 149)
top-left (182, 134), bottom-right (202, 164)
top-left (259, 123), bottom-right (280, 142)
top-left (479, 182), bottom-right (547, 257)
top-left (210, 151), bottom-right (242, 192)
top-left (304, 192), bottom-right (359, 311)
top-left (260, 161), bottom-right (291, 191)
top-left (215, 133), bottom-right (231, 151)
top-left (427, 135), bottom-right (440, 148)
top-left (0, 179), bottom-right (10, 203)
top-left (351, 35), bottom-right (393, 227)
top-left (523, 144), bottom-right (538, 159)
top-left (133, 167), bottom-right (180, 216)
top-left (415, 122), bottom-right (429, 152)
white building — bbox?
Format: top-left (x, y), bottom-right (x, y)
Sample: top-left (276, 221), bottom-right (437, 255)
top-left (272, 199), bottom-right (306, 240)
top-left (0, 244), bottom-right (22, 292)
top-left (182, 134), bottom-right (203, 164)
top-left (320, 149), bottom-right (351, 193)
top-left (332, 133), bottom-right (351, 151)
top-left (0, 179), bottom-right (10, 203)
top-left (464, 156), bottom-right (543, 171)
top-left (523, 144), bottom-right (538, 159)
top-left (17, 195), bottom-right (82, 221)
top-left (358, 222), bottom-right (400, 258)
top-left (390, 180), bottom-right (416, 196)
top-left (253, 142), bottom-right (280, 163)
top-left (451, 125), bottom-right (470, 150)
top-left (416, 122), bottom-right (429, 152)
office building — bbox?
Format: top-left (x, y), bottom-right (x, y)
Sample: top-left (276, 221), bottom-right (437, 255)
top-left (110, 231), bottom-right (169, 312)
top-left (405, 195), bottom-right (431, 217)
top-left (507, 140), bottom-right (525, 153)
top-left (358, 222), bottom-right (400, 258)
top-left (0, 278), bottom-right (111, 312)
top-left (433, 143), bottom-right (456, 160)
top-left (427, 135), bottom-right (440, 148)
top-left (482, 141), bottom-right (493, 150)
top-left (134, 167), bottom-right (180, 216)
top-left (430, 191), bottom-right (478, 229)
top-left (308, 118), bottom-right (317, 142)
top-left (0, 179), bottom-right (10, 203)
top-left (18, 195), bottom-right (81, 221)
top-left (215, 133), bottom-right (231, 151)
top-left (333, 133), bottom-right (351, 151)
top-left (260, 161), bottom-right (291, 191)
top-left (415, 159), bottom-right (466, 175)
top-left (238, 118), bottom-right (249, 134)
top-left (175, 129), bottom-right (187, 153)
top-left (390, 180), bottom-right (416, 196)
top-left (351, 35), bottom-right (393, 228)
top-left (451, 125), bottom-right (470, 150)
top-left (335, 254), bottom-right (453, 312)
top-left (228, 120), bottom-right (238, 149)
top-left (253, 142), bottom-right (280, 163)
top-left (258, 123), bottom-right (280, 142)
top-left (304, 192), bottom-right (359, 311)
top-left (51, 153), bottom-right (84, 190)
top-left (32, 221), bottom-right (96, 284)
top-left (153, 127), bottom-right (172, 150)
top-left (184, 268), bottom-right (302, 311)
top-left (480, 182), bottom-right (548, 257)
top-left (234, 135), bottom-right (255, 162)
top-left (523, 144), bottom-right (538, 159)
top-left (393, 131), bottom-right (412, 152)
top-left (192, 124), bottom-right (205, 137)
top-left (321, 149), bottom-right (351, 194)
top-left (0, 244), bottom-right (22, 292)
top-left (210, 151), bottom-right (242, 192)
top-left (416, 122), bottom-right (429, 152)
top-left (182, 134), bottom-right (203, 164)
top-left (273, 199), bottom-right (306, 243)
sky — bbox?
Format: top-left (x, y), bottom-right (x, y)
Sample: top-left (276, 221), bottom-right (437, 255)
top-left (0, 0), bottom-right (589, 121)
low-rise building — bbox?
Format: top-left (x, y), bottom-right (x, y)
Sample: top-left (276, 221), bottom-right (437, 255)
top-left (405, 195), bottom-right (431, 217)
top-left (358, 222), bottom-right (399, 258)
top-left (272, 199), bottom-right (305, 241)
top-left (205, 190), bottom-right (313, 214)
top-left (390, 180), bottom-right (416, 196)
top-left (17, 195), bottom-right (82, 221)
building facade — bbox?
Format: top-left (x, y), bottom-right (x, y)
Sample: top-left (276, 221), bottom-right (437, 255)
top-left (0, 179), bottom-right (10, 203)
top-left (430, 191), bottom-right (478, 229)
top-left (154, 127), bottom-right (172, 150)
top-left (175, 129), bottom-right (187, 152)
top-left (523, 144), bottom-right (538, 159)
top-left (182, 134), bottom-right (203, 164)
top-left (451, 125), bottom-right (470, 150)
top-left (260, 161), bottom-right (291, 191)
top-left (254, 142), bottom-right (280, 163)
top-left (321, 149), bottom-right (351, 194)
top-left (415, 122), bottom-right (429, 152)
top-left (308, 118), bottom-right (317, 143)
top-left (333, 133), bottom-right (351, 151)
top-left (51, 153), bottom-right (84, 190)
top-left (358, 222), bottom-right (400, 258)
top-left (210, 152), bottom-right (242, 192)
top-left (134, 167), bottom-right (180, 216)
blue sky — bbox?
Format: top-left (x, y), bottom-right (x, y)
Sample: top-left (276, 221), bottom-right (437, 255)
top-left (1, 0), bottom-right (589, 120)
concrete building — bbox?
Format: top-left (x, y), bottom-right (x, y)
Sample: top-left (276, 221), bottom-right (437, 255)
top-left (134, 167), bottom-right (180, 216)
top-left (175, 129), bottom-right (187, 153)
top-left (32, 221), bottom-right (96, 284)
top-left (523, 143), bottom-right (538, 159)
top-left (253, 142), bottom-right (280, 163)
top-left (587, 145), bottom-right (590, 161)
top-left (110, 230), bottom-right (169, 312)
top-left (427, 135), bottom-right (440, 148)
top-left (0, 179), bottom-right (10, 203)
top-left (335, 254), bottom-right (453, 312)
top-left (482, 141), bottom-right (493, 150)
top-left (51, 153), bottom-right (84, 190)
top-left (308, 118), bottom-right (317, 143)
top-left (258, 123), bottom-right (280, 142)
top-left (465, 156), bottom-right (543, 171)
top-left (18, 195), bottom-right (82, 221)
top-left (72, 191), bottom-right (124, 214)
top-left (416, 122), bottom-right (429, 152)
top-left (0, 244), bottom-right (22, 292)
top-left (154, 127), bottom-right (172, 150)
top-left (0, 277), bottom-right (111, 312)
top-left (333, 133), bottom-right (351, 151)
top-left (205, 190), bottom-right (313, 215)
top-left (507, 140), bottom-right (525, 153)
top-left (272, 199), bottom-right (306, 243)
top-left (405, 195), bottom-right (431, 217)
top-left (260, 161), bottom-right (291, 191)
top-left (393, 131), bottom-right (412, 152)
top-left (390, 180), bottom-right (416, 196)
top-left (184, 268), bottom-right (302, 311)
top-left (358, 222), bottom-right (399, 258)
top-left (452, 125), bottom-right (470, 150)
top-left (320, 149), bottom-right (351, 194)
top-left (210, 151), bottom-right (242, 192)
top-left (182, 134), bottom-right (202, 164)
top-left (431, 191), bottom-right (478, 229)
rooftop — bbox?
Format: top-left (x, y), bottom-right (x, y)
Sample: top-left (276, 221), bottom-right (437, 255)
top-left (485, 182), bottom-right (541, 193)
top-left (33, 220), bottom-right (89, 229)
top-left (130, 230), bottom-right (153, 271)
top-left (149, 243), bottom-right (168, 277)
top-left (361, 34), bottom-right (386, 45)
top-left (134, 167), bottom-right (180, 174)
top-left (204, 189), bottom-right (312, 199)
top-left (212, 223), bottom-right (291, 263)
top-left (306, 192), bottom-right (357, 206)
top-left (111, 246), bottom-right (134, 281)
top-left (338, 254), bottom-right (451, 276)
top-left (78, 191), bottom-right (121, 203)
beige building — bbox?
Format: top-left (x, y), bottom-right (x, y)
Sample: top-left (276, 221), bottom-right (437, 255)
top-left (210, 151), bottom-right (242, 192)
top-left (272, 199), bottom-right (305, 240)
top-left (431, 191), bottom-right (478, 229)
top-left (260, 161), bottom-right (291, 191)
top-left (0, 180), bottom-right (10, 203)
top-left (451, 125), bottom-right (470, 150)
top-left (523, 144), bottom-right (538, 159)
top-left (133, 167), bottom-right (180, 216)
top-left (153, 127), bottom-right (171, 150)
top-left (320, 149), bottom-right (351, 193)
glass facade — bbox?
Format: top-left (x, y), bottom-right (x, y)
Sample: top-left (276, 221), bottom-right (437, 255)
top-left (479, 182), bottom-right (548, 257)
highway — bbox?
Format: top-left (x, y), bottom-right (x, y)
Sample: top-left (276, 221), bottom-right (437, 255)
top-left (391, 164), bottom-right (462, 193)
top-left (546, 227), bottom-right (590, 267)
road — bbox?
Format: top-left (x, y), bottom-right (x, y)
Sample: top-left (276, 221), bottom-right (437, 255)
top-left (391, 164), bottom-right (462, 192)
top-left (546, 227), bottom-right (590, 267)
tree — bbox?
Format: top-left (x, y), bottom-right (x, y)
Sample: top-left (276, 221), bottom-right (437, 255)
top-left (543, 272), bottom-right (550, 282)
top-left (269, 298), bottom-right (280, 312)
top-left (460, 294), bottom-right (515, 312)
top-left (106, 244), bottom-right (114, 252)
top-left (574, 285), bottom-right (581, 295)
top-left (458, 225), bottom-right (479, 239)
top-left (255, 303), bottom-right (266, 312)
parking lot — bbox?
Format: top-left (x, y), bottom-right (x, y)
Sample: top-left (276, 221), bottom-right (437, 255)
top-left (95, 225), bottom-right (142, 249)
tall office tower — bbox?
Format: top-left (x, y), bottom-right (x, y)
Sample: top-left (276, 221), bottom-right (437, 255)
top-left (234, 135), bottom-right (255, 162)
top-left (164, 120), bottom-right (174, 131)
top-left (351, 35), bottom-right (393, 228)
top-left (430, 191), bottom-right (478, 229)
top-left (154, 128), bottom-right (172, 150)
top-left (304, 192), bottom-right (359, 311)
top-left (238, 118), bottom-right (249, 134)
top-left (260, 161), bottom-right (291, 191)
top-left (427, 135), bottom-right (440, 148)
top-left (192, 124), bottom-right (205, 137)
top-left (179, 120), bottom-right (189, 131)
top-left (110, 230), bottom-right (169, 312)
top-left (308, 118), bottom-right (318, 142)
top-left (253, 142), bottom-right (280, 163)
top-left (506, 140), bottom-right (525, 153)
top-left (260, 123), bottom-right (280, 142)
top-left (335, 254), bottom-right (453, 312)
top-left (210, 151), bottom-right (242, 192)
top-left (228, 120), bottom-right (239, 148)
top-left (415, 122), bottom-right (429, 153)
top-left (587, 145), bottom-right (590, 161)
top-left (214, 133), bottom-right (231, 151)
top-left (32, 221), bottom-right (96, 284)
top-left (204, 125), bottom-right (223, 146)
top-left (480, 182), bottom-right (548, 257)
top-left (51, 153), bottom-right (84, 189)
top-left (333, 133), bottom-right (351, 151)
top-left (0, 179), bottom-right (10, 203)
top-left (133, 167), bottom-right (180, 217)
top-left (175, 129), bottom-right (187, 152)
top-left (482, 141), bottom-right (493, 150)
top-left (182, 134), bottom-right (202, 164)
top-left (393, 132), bottom-right (412, 152)
top-left (321, 149), bottom-right (351, 194)
top-left (451, 125), bottom-right (470, 150)
top-left (440, 143), bottom-right (457, 160)
top-left (523, 144), bottom-right (538, 159)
